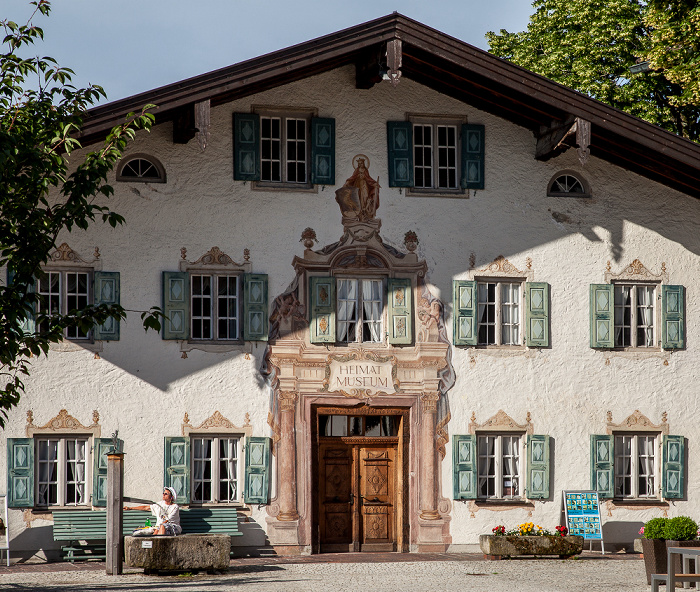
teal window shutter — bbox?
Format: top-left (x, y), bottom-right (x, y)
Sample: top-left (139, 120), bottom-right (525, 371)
top-left (311, 117), bottom-right (335, 185)
top-left (662, 435), bottom-right (685, 499)
top-left (93, 271), bottom-right (120, 341)
top-left (164, 437), bottom-right (190, 504)
top-left (388, 278), bottom-right (412, 345)
top-left (7, 269), bottom-right (36, 335)
top-left (243, 273), bottom-right (268, 341)
top-left (662, 285), bottom-right (685, 349)
top-left (590, 284), bottom-right (614, 348)
top-left (386, 121), bottom-right (413, 187)
top-left (453, 280), bottom-right (477, 346)
top-left (162, 271), bottom-right (190, 340)
top-left (525, 282), bottom-right (550, 347)
top-left (233, 113), bottom-right (260, 181)
top-left (526, 435), bottom-right (550, 499)
top-left (461, 124), bottom-right (485, 190)
top-left (244, 437), bottom-right (271, 504)
top-left (92, 437), bottom-right (121, 507)
top-left (7, 438), bottom-right (34, 507)
top-left (453, 435), bottom-right (477, 500)
top-left (590, 434), bottom-right (614, 499)
top-left (309, 276), bottom-right (336, 344)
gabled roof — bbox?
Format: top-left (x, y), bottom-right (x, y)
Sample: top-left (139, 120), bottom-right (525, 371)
top-left (81, 13), bottom-right (700, 198)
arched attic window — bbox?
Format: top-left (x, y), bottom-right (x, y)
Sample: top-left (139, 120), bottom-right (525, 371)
top-left (116, 154), bottom-right (166, 183)
top-left (547, 170), bottom-right (590, 198)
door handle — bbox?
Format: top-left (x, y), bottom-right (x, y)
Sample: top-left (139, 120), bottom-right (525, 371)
top-left (349, 493), bottom-right (354, 506)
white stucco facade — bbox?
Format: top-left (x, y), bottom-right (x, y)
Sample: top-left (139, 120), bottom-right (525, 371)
top-left (3, 61), bottom-right (700, 560)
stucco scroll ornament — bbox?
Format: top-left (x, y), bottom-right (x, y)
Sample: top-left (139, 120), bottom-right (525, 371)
top-left (469, 409), bottom-right (533, 435)
top-left (605, 258), bottom-right (666, 282)
top-left (320, 348), bottom-right (400, 399)
top-left (26, 409), bottom-right (99, 436)
top-left (49, 242), bottom-right (96, 264)
top-left (188, 246), bottom-right (240, 266)
top-left (480, 255), bottom-right (523, 276)
top-left (606, 409), bottom-right (669, 435)
top-left (335, 155), bottom-right (380, 223)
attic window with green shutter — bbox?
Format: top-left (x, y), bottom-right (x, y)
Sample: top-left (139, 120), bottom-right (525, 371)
top-left (116, 154), bottom-right (166, 183)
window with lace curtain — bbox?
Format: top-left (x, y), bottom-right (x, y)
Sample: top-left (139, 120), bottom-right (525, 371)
top-left (191, 436), bottom-right (241, 504)
top-left (614, 434), bottom-right (658, 499)
top-left (477, 434), bottom-right (523, 500)
top-left (35, 437), bottom-right (89, 507)
top-left (336, 278), bottom-right (383, 343)
top-left (613, 283), bottom-right (656, 348)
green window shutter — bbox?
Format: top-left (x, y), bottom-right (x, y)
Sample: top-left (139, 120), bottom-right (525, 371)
top-left (526, 435), bottom-right (550, 499)
top-left (164, 437), bottom-right (190, 504)
top-left (311, 117), bottom-right (335, 185)
top-left (244, 436), bottom-right (271, 504)
top-left (7, 438), bottom-right (34, 508)
top-left (7, 269), bottom-right (36, 335)
top-left (453, 435), bottom-right (477, 500)
top-left (309, 276), bottom-right (336, 344)
top-left (243, 274), bottom-right (268, 341)
top-left (162, 271), bottom-right (189, 340)
top-left (388, 278), bottom-right (412, 345)
top-left (93, 271), bottom-right (120, 341)
top-left (525, 282), bottom-right (550, 347)
top-left (662, 285), bottom-right (685, 349)
top-left (233, 113), bottom-right (260, 181)
top-left (386, 121), bottom-right (413, 187)
top-left (590, 434), bottom-right (614, 499)
top-left (92, 437), bottom-right (122, 507)
top-left (590, 284), bottom-right (614, 348)
top-left (662, 435), bottom-right (685, 499)
top-left (461, 124), bottom-right (485, 190)
top-left (453, 280), bottom-right (477, 346)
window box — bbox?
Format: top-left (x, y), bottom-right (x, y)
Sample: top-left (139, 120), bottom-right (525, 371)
top-left (479, 534), bottom-right (583, 558)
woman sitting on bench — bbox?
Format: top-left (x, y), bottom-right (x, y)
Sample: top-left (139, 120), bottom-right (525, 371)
top-left (124, 487), bottom-right (182, 536)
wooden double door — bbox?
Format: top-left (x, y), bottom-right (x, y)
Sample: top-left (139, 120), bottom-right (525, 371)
top-left (319, 441), bottom-right (398, 552)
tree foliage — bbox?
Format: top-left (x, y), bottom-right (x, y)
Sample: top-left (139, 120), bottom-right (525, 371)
top-left (486, 0), bottom-right (700, 141)
top-left (0, 1), bottom-right (160, 426)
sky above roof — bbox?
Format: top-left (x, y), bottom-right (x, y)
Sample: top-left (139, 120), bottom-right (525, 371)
top-left (6, 0), bottom-right (533, 105)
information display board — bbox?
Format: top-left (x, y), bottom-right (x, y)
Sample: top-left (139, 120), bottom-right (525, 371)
top-left (563, 490), bottom-right (603, 541)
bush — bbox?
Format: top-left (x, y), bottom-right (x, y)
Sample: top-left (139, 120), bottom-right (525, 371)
top-left (664, 516), bottom-right (698, 541)
top-left (644, 517), bottom-right (668, 539)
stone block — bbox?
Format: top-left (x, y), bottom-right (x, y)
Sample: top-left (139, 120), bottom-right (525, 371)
top-left (479, 534), bottom-right (584, 558)
top-left (124, 534), bottom-right (230, 572)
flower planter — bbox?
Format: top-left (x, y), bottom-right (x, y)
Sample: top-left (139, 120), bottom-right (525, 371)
top-left (641, 538), bottom-right (700, 585)
top-left (479, 534), bottom-right (584, 558)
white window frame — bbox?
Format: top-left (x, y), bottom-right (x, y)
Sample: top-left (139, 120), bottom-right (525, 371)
top-left (614, 433), bottom-right (659, 499)
top-left (336, 277), bottom-right (384, 344)
top-left (476, 280), bottom-right (523, 346)
top-left (35, 436), bottom-right (90, 507)
top-left (191, 435), bottom-right (242, 504)
top-left (37, 269), bottom-right (92, 340)
top-left (613, 282), bottom-right (658, 349)
top-left (190, 273), bottom-right (241, 342)
top-left (255, 108), bottom-right (314, 189)
top-left (477, 433), bottom-right (524, 500)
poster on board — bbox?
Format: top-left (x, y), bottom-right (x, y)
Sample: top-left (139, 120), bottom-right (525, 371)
top-left (563, 490), bottom-right (603, 541)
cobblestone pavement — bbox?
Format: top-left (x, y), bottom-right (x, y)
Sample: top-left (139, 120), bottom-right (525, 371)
top-left (0, 553), bottom-right (649, 592)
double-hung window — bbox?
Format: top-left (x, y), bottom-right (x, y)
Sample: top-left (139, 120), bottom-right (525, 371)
top-left (37, 271), bottom-right (91, 339)
top-left (614, 434), bottom-right (657, 499)
top-left (413, 123), bottom-right (458, 190)
top-left (191, 274), bottom-right (239, 341)
top-left (36, 437), bottom-right (89, 507)
top-left (477, 434), bottom-right (522, 500)
top-left (613, 283), bottom-right (655, 348)
top-left (337, 278), bottom-right (383, 343)
top-left (477, 281), bottom-right (521, 346)
top-left (192, 436), bottom-right (241, 504)
top-left (260, 116), bottom-right (308, 184)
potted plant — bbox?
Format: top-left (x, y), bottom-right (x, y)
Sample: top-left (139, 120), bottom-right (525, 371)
top-left (640, 516), bottom-right (699, 584)
top-left (480, 522), bottom-right (584, 559)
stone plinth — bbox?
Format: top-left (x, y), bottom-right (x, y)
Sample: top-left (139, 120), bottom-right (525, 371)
top-left (125, 534), bottom-right (230, 572)
top-left (479, 534), bottom-right (584, 558)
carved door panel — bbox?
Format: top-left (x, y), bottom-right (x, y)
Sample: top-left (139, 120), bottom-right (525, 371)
top-left (318, 443), bottom-right (353, 552)
top-left (359, 446), bottom-right (396, 552)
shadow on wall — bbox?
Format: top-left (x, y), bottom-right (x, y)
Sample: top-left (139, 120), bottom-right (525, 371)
top-left (9, 524), bottom-right (62, 563)
top-left (601, 520), bottom-right (645, 551)
top-left (232, 518), bottom-right (276, 557)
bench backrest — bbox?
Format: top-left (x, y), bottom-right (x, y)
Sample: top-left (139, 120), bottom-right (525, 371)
top-left (52, 507), bottom-right (240, 540)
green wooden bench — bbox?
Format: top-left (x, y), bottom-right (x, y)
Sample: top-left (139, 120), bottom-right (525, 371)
top-left (53, 507), bottom-right (242, 562)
